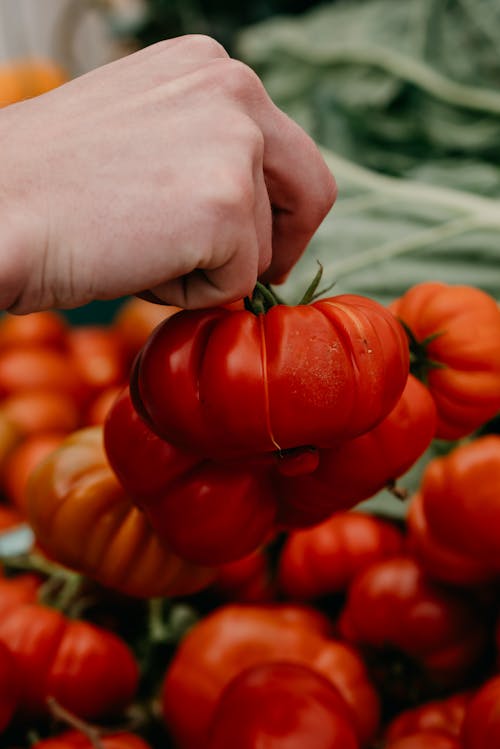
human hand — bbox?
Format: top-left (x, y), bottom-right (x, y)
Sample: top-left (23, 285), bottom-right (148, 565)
top-left (0, 35), bottom-right (336, 313)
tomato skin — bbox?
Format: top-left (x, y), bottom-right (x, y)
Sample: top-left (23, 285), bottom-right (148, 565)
top-left (135, 296), bottom-right (409, 458)
top-left (161, 604), bottom-right (380, 748)
top-left (390, 281), bottom-right (500, 439)
top-left (3, 432), bottom-right (66, 513)
top-left (462, 676), bottom-right (500, 749)
top-left (32, 732), bottom-right (151, 749)
top-left (112, 296), bottom-right (180, 364)
top-left (420, 436), bottom-right (500, 570)
top-left (385, 734), bottom-right (462, 749)
top-left (27, 426), bottom-right (215, 597)
top-left (2, 390), bottom-right (80, 437)
top-left (67, 326), bottom-right (127, 397)
top-left (105, 388), bottom-right (277, 565)
top-left (274, 374), bottom-right (436, 527)
top-left (338, 557), bottom-right (486, 686)
top-left (0, 347), bottom-right (84, 401)
top-left (0, 603), bottom-right (138, 719)
top-left (385, 691), bottom-right (470, 742)
top-left (207, 662), bottom-right (359, 749)
top-left (278, 512), bottom-right (404, 600)
top-left (216, 549), bottom-right (274, 603)
top-left (0, 574), bottom-right (40, 616)
top-left (0, 640), bottom-right (18, 731)
top-left (406, 492), bottom-right (493, 587)
top-left (0, 311), bottom-right (67, 351)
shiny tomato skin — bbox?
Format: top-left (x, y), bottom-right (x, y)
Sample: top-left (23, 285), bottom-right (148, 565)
top-left (278, 511), bottom-right (404, 600)
top-left (338, 557), bottom-right (486, 685)
top-left (105, 388), bottom-right (277, 565)
top-left (0, 604), bottom-right (138, 718)
top-left (420, 436), bottom-right (500, 569)
top-left (207, 662), bottom-right (359, 749)
top-left (390, 281), bottom-right (500, 439)
top-left (462, 676), bottom-right (500, 749)
top-left (135, 296), bottom-right (409, 458)
top-left (3, 431), bottom-right (66, 513)
top-left (406, 492), bottom-right (493, 587)
top-left (274, 374), bottom-right (436, 528)
top-left (27, 427), bottom-right (215, 597)
top-left (161, 604), bottom-right (379, 748)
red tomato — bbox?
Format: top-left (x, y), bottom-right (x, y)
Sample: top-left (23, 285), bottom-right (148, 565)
top-left (0, 410), bottom-right (21, 473)
top-left (385, 734), bottom-right (462, 749)
top-left (112, 296), bottom-right (180, 363)
top-left (0, 640), bottom-right (18, 731)
top-left (67, 326), bottom-right (127, 396)
top-left (216, 548), bottom-right (274, 603)
top-left (0, 603), bottom-right (138, 718)
top-left (274, 374), bottom-right (436, 527)
top-left (462, 676), bottom-right (500, 749)
top-left (0, 574), bottom-right (40, 616)
top-left (390, 281), bottom-right (500, 439)
top-left (85, 384), bottom-right (122, 425)
top-left (207, 662), bottom-right (359, 749)
top-left (161, 604), bottom-right (380, 748)
top-left (3, 432), bottom-right (66, 513)
top-left (32, 731), bottom-right (151, 749)
top-left (105, 388), bottom-right (277, 565)
top-left (406, 492), bottom-right (494, 587)
top-left (0, 347), bottom-right (84, 401)
top-left (338, 557), bottom-right (486, 687)
top-left (2, 390), bottom-right (80, 436)
top-left (0, 311), bottom-right (67, 351)
top-left (385, 691), bottom-right (470, 742)
top-left (134, 295), bottom-right (409, 458)
top-left (279, 512), bottom-right (404, 600)
top-left (0, 503), bottom-right (24, 531)
top-left (420, 436), bottom-right (500, 570)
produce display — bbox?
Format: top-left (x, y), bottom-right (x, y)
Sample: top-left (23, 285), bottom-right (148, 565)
top-left (0, 276), bottom-right (498, 748)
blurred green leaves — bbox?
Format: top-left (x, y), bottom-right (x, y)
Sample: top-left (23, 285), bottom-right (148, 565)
top-left (236, 0), bottom-right (500, 306)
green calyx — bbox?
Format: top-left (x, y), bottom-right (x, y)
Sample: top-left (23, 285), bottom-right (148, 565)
top-left (244, 262), bottom-right (336, 315)
top-left (399, 320), bottom-right (446, 383)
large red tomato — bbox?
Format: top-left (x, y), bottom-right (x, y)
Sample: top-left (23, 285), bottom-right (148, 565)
top-left (390, 281), bottom-right (500, 439)
top-left (133, 294), bottom-right (409, 458)
top-left (207, 662), bottom-right (359, 749)
top-left (161, 604), bottom-right (380, 748)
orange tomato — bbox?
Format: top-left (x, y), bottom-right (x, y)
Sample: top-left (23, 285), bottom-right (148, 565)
top-left (27, 427), bottom-right (215, 598)
top-left (2, 390), bottom-right (80, 437)
top-left (67, 327), bottom-right (128, 395)
top-left (3, 432), bottom-right (66, 513)
top-left (112, 297), bottom-right (180, 363)
top-left (0, 347), bottom-right (84, 401)
top-left (0, 311), bottom-right (67, 351)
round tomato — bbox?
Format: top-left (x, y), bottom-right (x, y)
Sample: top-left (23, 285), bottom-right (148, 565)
top-left (0, 346), bottom-right (84, 402)
top-left (385, 691), bottom-right (470, 742)
top-left (67, 326), bottom-right (127, 396)
top-left (2, 390), bottom-right (80, 437)
top-left (27, 426), bottom-right (215, 597)
top-left (390, 281), bottom-right (500, 439)
top-left (134, 294), bottom-right (409, 458)
top-left (161, 603), bottom-right (380, 748)
top-left (207, 662), bottom-right (359, 749)
top-left (419, 436), bottom-right (500, 570)
top-left (338, 557), bottom-right (486, 688)
top-left (279, 511), bottom-right (404, 600)
top-left (0, 310), bottom-right (67, 351)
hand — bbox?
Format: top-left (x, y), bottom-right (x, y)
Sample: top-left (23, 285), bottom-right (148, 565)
top-left (0, 35), bottom-right (336, 313)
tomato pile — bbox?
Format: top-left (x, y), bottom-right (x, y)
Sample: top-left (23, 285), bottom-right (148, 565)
top-left (0, 279), bottom-right (499, 748)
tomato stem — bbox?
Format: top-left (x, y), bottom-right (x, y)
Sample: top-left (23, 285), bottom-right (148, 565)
top-left (399, 320), bottom-right (446, 383)
top-left (46, 696), bottom-right (105, 749)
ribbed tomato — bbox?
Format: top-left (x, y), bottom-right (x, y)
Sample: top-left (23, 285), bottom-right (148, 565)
top-left (390, 281), bottom-right (500, 439)
top-left (133, 293), bottom-right (408, 458)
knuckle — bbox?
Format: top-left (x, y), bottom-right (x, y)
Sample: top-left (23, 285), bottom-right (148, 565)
top-left (218, 59), bottom-right (265, 100)
top-left (208, 171), bottom-right (255, 219)
top-left (179, 34), bottom-right (228, 59)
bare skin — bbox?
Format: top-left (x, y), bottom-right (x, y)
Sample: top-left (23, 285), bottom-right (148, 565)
top-left (0, 35), bottom-right (336, 313)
